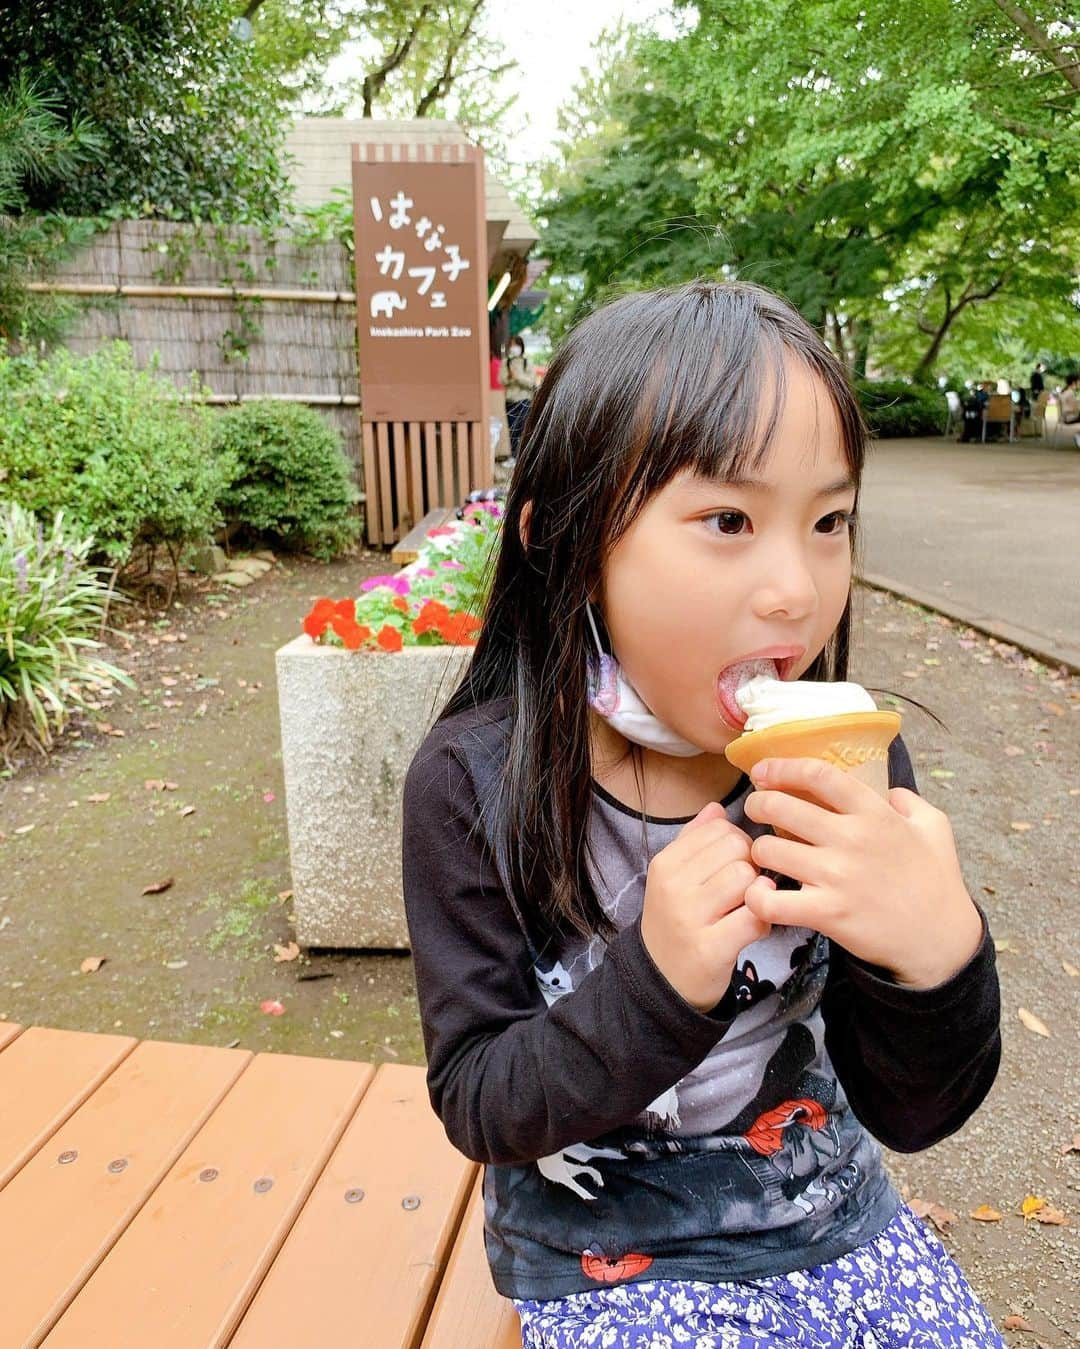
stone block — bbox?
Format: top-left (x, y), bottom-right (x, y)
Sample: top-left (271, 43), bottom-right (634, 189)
top-left (275, 636), bottom-right (473, 949)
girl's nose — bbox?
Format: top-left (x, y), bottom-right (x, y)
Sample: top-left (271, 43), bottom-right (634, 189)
top-left (751, 553), bottom-right (819, 622)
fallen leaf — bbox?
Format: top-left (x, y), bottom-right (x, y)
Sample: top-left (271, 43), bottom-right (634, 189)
top-left (260, 999), bottom-right (285, 1016)
top-left (1021, 1195), bottom-right (1047, 1219)
top-left (141, 876), bottom-right (175, 895)
top-left (1003, 745), bottom-right (1025, 757)
top-left (277, 889), bottom-right (293, 902)
top-left (85, 793), bottom-right (111, 804)
top-left (164, 959), bottom-right (188, 970)
top-left (273, 941), bottom-right (300, 963)
top-left (1010, 821), bottom-right (1033, 832)
top-left (80, 955), bottom-right (105, 973)
top-left (994, 938), bottom-right (1013, 953)
top-left (1003, 1315), bottom-right (1034, 1332)
top-left (1060, 1134), bottom-right (1080, 1155)
top-left (1069, 788), bottom-right (1080, 797)
top-left (144, 779), bottom-right (166, 792)
top-left (161, 676), bottom-right (178, 687)
top-left (13, 824), bottom-right (34, 835)
top-left (1033, 1206), bottom-right (1069, 1226)
top-left (909, 1197), bottom-right (960, 1234)
top-left (163, 781), bottom-right (179, 791)
top-left (969, 1204), bottom-right (1002, 1222)
top-left (930, 769), bottom-right (955, 779)
top-left (1062, 960), bottom-right (1078, 978)
top-left (1041, 702), bottom-right (1065, 717)
top-left (1018, 1008), bottom-right (1051, 1038)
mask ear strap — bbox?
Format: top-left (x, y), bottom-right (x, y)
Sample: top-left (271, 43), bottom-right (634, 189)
top-left (585, 601), bottom-right (605, 657)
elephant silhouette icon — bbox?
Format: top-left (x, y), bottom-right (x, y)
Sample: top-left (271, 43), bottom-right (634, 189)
top-left (370, 290), bottom-right (407, 318)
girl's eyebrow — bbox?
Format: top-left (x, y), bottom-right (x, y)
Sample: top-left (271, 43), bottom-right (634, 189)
top-left (687, 470), bottom-right (857, 498)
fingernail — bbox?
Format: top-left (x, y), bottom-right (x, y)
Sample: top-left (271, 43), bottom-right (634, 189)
top-left (751, 761), bottom-right (770, 783)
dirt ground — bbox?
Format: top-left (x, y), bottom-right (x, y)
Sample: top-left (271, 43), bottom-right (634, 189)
top-left (0, 555), bottom-right (1076, 1344)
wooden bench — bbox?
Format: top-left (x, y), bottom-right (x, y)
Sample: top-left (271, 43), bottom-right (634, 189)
top-left (0, 1020), bottom-right (522, 1347)
top-left (390, 508), bottom-right (458, 567)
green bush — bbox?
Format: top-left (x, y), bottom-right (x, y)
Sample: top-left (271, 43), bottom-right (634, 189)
top-left (0, 500), bottom-right (135, 767)
top-left (855, 378), bottom-right (945, 438)
top-left (210, 400), bottom-right (362, 562)
top-left (0, 342), bottom-right (230, 566)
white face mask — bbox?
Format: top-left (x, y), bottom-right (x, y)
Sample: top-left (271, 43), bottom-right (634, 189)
top-left (585, 603), bottom-right (705, 758)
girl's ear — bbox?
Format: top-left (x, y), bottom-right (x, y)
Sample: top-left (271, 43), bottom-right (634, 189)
top-left (519, 500), bottom-right (532, 549)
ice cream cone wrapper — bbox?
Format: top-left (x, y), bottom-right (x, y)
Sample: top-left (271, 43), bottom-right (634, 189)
top-left (725, 711), bottom-right (902, 840)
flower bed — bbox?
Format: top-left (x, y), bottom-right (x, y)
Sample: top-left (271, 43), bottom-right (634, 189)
top-left (275, 500), bottom-right (502, 949)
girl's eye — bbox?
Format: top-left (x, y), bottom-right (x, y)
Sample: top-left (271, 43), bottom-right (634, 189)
top-left (816, 510), bottom-right (856, 535)
top-left (704, 510), bottom-right (750, 535)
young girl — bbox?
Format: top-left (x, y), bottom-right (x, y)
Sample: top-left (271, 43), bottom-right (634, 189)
top-left (402, 280), bottom-right (1003, 1348)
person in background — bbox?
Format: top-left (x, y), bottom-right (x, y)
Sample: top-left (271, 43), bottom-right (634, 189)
top-left (1059, 371), bottom-right (1080, 425)
top-left (501, 335), bottom-right (539, 468)
top-left (1030, 362), bottom-right (1045, 397)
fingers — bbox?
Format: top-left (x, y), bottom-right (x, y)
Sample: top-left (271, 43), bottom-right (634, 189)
top-left (743, 787), bottom-right (847, 846)
top-left (744, 873), bottom-right (818, 928)
top-left (750, 758), bottom-right (883, 816)
top-left (749, 831), bottom-right (831, 888)
top-left (710, 897), bottom-right (771, 950)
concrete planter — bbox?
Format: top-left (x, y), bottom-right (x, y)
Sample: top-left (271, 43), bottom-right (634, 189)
top-left (275, 636), bottom-right (473, 949)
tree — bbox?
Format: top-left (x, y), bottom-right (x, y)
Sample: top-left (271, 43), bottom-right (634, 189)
top-left (0, 1), bottom-right (292, 221)
top-left (0, 78), bottom-right (103, 344)
top-left (537, 1), bottom-right (1080, 380)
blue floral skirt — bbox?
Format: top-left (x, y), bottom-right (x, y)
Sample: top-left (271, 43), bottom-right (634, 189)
top-left (513, 1205), bottom-right (1003, 1348)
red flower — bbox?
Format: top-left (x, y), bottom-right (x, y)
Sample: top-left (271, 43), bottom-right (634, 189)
top-left (332, 618), bottom-right (370, 650)
top-left (426, 525), bottom-right (456, 538)
top-left (437, 612), bottom-right (482, 644)
top-left (333, 598), bottom-right (356, 622)
top-left (376, 624), bottom-right (403, 652)
top-left (391, 596), bottom-right (409, 613)
top-left (303, 596), bottom-right (337, 638)
top-left (412, 599), bottom-right (451, 635)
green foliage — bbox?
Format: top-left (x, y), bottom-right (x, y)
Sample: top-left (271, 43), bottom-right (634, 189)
top-left (0, 1), bottom-right (291, 222)
top-left (211, 400), bottom-right (362, 561)
top-left (0, 343), bottom-right (230, 566)
top-left (537, 2), bottom-right (1080, 381)
top-left (0, 76), bottom-right (103, 344)
top-left (0, 500), bottom-right (136, 767)
top-left (855, 379), bottom-right (946, 438)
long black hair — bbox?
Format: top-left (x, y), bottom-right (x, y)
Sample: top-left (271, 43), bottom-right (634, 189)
top-left (435, 279), bottom-right (941, 950)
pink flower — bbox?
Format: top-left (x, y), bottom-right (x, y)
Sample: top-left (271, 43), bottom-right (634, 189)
top-left (440, 559), bottom-right (465, 570)
top-left (260, 999), bottom-right (285, 1016)
top-left (442, 583), bottom-right (457, 595)
top-left (360, 574), bottom-right (411, 595)
top-left (416, 567), bottom-right (437, 577)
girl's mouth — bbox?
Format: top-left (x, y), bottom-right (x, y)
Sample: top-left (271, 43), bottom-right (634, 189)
top-left (715, 657), bottom-right (780, 730)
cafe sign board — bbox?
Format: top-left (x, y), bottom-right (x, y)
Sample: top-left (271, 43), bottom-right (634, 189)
top-left (351, 143), bottom-right (488, 423)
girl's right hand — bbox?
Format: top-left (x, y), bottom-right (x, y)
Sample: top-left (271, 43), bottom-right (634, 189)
top-left (640, 801), bottom-right (770, 1013)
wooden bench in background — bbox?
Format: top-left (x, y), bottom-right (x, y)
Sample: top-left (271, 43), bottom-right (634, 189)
top-left (390, 508), bottom-right (458, 567)
top-left (0, 1020), bottom-right (522, 1348)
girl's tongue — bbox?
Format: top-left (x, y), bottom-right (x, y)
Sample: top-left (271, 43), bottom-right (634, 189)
top-left (716, 658), bottom-right (779, 729)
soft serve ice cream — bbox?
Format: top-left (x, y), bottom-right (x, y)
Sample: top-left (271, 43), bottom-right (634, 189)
top-left (723, 674), bottom-right (901, 803)
top-left (734, 675), bottom-right (878, 732)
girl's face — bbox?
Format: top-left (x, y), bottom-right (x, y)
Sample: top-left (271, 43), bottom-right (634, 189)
top-left (597, 354), bottom-right (857, 754)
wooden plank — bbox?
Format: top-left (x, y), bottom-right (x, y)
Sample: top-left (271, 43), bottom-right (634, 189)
top-left (361, 420), bottom-right (382, 547)
top-left (421, 1167), bottom-right (522, 1349)
top-left (0, 1019), bottom-right (24, 1052)
top-left (0, 1040), bottom-right (251, 1346)
top-left (439, 421), bottom-right (453, 509)
top-left (376, 421), bottom-right (394, 544)
top-left (230, 1063), bottom-right (476, 1348)
top-left (0, 1026), bottom-right (137, 1193)
top-left (407, 420), bottom-right (423, 523)
top-left (455, 421), bottom-right (469, 504)
top-left (391, 508), bottom-right (456, 567)
top-left (45, 1052), bottom-right (374, 1348)
top-left (423, 422), bottom-right (438, 511)
top-left (392, 420), bottom-right (409, 539)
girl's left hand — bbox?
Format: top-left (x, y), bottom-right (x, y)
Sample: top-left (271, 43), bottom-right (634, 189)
top-left (741, 757), bottom-right (984, 989)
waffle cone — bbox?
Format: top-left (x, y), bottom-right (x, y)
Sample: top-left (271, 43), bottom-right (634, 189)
top-left (725, 711), bottom-right (901, 830)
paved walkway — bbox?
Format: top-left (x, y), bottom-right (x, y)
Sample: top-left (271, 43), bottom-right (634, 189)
top-left (858, 436), bottom-right (1080, 672)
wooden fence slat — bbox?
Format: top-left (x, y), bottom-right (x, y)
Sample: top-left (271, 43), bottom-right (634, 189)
top-left (361, 420), bottom-right (382, 548)
top-left (407, 421), bottom-right (423, 524)
top-left (44, 1053), bottom-right (373, 1349)
top-left (424, 423), bottom-right (438, 512)
top-left (439, 422), bottom-right (454, 510)
top-left (229, 1063), bottom-right (475, 1348)
top-left (0, 1026), bottom-right (138, 1194)
top-left (455, 421), bottom-right (469, 505)
top-left (421, 1169), bottom-right (522, 1349)
top-left (391, 421), bottom-right (409, 539)
top-left (376, 422), bottom-right (394, 544)
top-left (0, 1040), bottom-right (251, 1346)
